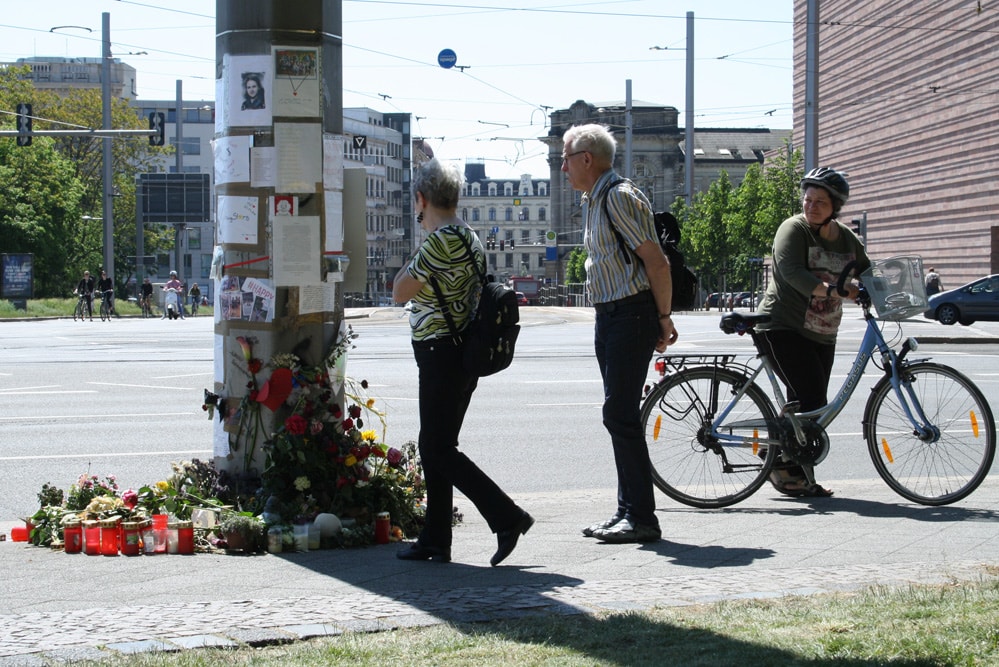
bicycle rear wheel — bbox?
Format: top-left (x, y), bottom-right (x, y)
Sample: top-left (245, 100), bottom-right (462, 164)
top-left (100, 300), bottom-right (110, 321)
top-left (865, 362), bottom-right (996, 505)
top-left (73, 300), bottom-right (83, 321)
top-left (642, 366), bottom-right (779, 508)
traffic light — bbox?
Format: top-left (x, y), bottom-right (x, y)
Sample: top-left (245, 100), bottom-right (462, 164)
top-left (509, 238), bottom-right (515, 249)
top-left (16, 103), bottom-right (31, 146)
top-left (149, 112), bottom-right (165, 146)
top-left (499, 239), bottom-right (505, 251)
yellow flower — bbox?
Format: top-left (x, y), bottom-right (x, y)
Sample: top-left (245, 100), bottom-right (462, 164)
top-left (345, 454), bottom-right (357, 467)
top-left (155, 480), bottom-right (170, 493)
top-left (294, 476), bottom-right (311, 491)
top-left (366, 398), bottom-right (376, 408)
top-left (361, 429), bottom-right (377, 442)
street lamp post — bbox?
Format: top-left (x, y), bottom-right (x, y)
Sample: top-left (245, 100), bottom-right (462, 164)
top-left (101, 12), bottom-right (115, 283)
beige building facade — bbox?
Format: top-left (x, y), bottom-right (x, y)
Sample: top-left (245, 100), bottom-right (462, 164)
top-left (793, 1), bottom-right (999, 287)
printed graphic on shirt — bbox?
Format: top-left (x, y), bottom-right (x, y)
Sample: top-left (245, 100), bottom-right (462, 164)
top-left (804, 247), bottom-right (857, 335)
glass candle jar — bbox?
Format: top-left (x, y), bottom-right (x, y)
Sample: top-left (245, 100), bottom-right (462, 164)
top-left (293, 523), bottom-right (309, 552)
top-left (176, 521), bottom-right (194, 555)
top-left (63, 519), bottom-right (83, 554)
top-left (152, 514), bottom-right (169, 554)
top-left (121, 521), bottom-right (141, 556)
top-left (83, 520), bottom-right (101, 555)
top-left (375, 512), bottom-right (391, 544)
top-left (267, 526), bottom-right (283, 554)
top-left (141, 520), bottom-right (157, 554)
top-left (100, 518), bottom-right (120, 556)
top-left (166, 521), bottom-right (180, 554)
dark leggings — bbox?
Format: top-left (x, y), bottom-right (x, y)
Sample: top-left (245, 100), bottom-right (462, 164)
top-left (758, 329), bottom-right (836, 412)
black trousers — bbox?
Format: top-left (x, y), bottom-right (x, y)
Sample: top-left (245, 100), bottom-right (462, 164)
top-left (412, 337), bottom-right (521, 549)
top-left (758, 329), bottom-right (836, 412)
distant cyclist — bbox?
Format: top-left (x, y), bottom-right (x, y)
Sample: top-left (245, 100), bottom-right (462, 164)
top-left (139, 277), bottom-right (154, 317)
top-left (755, 167), bottom-right (871, 497)
top-left (74, 270), bottom-right (96, 321)
top-left (189, 283), bottom-right (201, 316)
top-left (97, 270), bottom-right (115, 316)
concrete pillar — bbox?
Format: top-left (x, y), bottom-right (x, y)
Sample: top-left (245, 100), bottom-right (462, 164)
top-left (214, 0), bottom-right (345, 476)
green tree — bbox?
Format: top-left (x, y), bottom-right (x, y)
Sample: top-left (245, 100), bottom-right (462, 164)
top-left (0, 137), bottom-right (88, 296)
top-left (565, 246), bottom-right (587, 283)
top-left (1, 65), bottom-right (172, 297)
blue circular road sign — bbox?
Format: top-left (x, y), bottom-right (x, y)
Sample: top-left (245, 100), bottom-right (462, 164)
top-left (438, 49), bottom-right (457, 69)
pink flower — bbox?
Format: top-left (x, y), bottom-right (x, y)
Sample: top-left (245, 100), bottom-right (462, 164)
top-left (236, 336), bottom-right (253, 362)
top-left (121, 489), bottom-right (138, 510)
top-left (285, 414), bottom-right (308, 435)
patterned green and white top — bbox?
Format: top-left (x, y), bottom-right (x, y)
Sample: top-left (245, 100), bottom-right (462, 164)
top-left (405, 224), bottom-right (484, 342)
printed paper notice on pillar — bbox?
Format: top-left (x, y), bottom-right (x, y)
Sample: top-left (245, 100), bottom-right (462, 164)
top-left (214, 135), bottom-right (251, 185)
top-left (217, 195), bottom-right (259, 245)
top-left (272, 46), bottom-right (320, 118)
top-left (275, 123), bottom-right (322, 193)
top-left (299, 282), bottom-right (336, 314)
top-left (224, 54), bottom-right (273, 127)
top-left (250, 146), bottom-right (277, 188)
top-left (273, 216), bottom-right (321, 286)
top-left (323, 134), bottom-right (345, 189)
top-left (324, 190), bottom-right (344, 252)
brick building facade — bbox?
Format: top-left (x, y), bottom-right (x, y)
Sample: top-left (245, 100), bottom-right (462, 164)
top-left (793, 1), bottom-right (999, 287)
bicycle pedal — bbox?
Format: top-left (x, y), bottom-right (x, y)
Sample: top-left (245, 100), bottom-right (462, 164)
top-left (780, 401), bottom-right (801, 416)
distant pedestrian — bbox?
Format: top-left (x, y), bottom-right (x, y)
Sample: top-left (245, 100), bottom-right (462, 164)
top-left (925, 267), bottom-right (943, 296)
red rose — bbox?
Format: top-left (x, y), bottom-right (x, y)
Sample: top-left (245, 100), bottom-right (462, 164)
top-left (349, 404), bottom-right (362, 419)
top-left (285, 414), bottom-right (308, 435)
top-left (248, 358), bottom-right (262, 374)
top-left (341, 418), bottom-right (354, 431)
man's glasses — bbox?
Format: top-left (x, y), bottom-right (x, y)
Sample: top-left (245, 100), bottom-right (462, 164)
top-left (561, 150), bottom-right (587, 163)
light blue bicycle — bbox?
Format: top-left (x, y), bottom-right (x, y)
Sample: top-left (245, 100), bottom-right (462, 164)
top-left (642, 259), bottom-right (996, 508)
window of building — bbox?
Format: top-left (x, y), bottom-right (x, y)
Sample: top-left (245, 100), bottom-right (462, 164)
top-left (488, 183), bottom-right (497, 196)
top-left (187, 227), bottom-right (202, 250)
top-left (505, 207), bottom-right (513, 221)
top-left (471, 183), bottom-right (481, 196)
top-left (472, 208), bottom-right (480, 221)
top-left (538, 207), bottom-right (546, 221)
top-left (520, 207), bottom-right (530, 221)
top-left (539, 182), bottom-right (548, 197)
top-left (489, 208), bottom-right (496, 221)
top-left (504, 183), bottom-right (513, 196)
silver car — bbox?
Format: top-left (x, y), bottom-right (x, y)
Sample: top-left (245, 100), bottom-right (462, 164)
top-left (923, 274), bottom-right (999, 325)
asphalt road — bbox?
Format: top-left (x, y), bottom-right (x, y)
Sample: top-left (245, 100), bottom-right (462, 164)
top-left (2, 307), bottom-right (998, 524)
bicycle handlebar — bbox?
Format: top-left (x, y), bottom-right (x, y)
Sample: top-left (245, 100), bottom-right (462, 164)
top-left (835, 261), bottom-right (860, 297)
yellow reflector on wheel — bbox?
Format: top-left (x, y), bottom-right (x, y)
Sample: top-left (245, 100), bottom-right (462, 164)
top-left (653, 414), bottom-right (662, 440)
top-left (752, 429), bottom-right (759, 455)
top-left (970, 410), bottom-right (980, 438)
top-left (881, 438), bottom-right (894, 463)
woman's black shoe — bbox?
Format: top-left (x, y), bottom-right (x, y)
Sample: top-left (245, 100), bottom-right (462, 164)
top-left (396, 542), bottom-right (451, 563)
top-left (490, 511), bottom-right (534, 566)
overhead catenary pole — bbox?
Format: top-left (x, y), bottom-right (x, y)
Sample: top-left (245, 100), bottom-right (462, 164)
top-left (101, 12), bottom-right (115, 283)
top-left (684, 10), bottom-right (694, 206)
top-left (804, 0), bottom-right (819, 171)
top-left (625, 79), bottom-right (632, 179)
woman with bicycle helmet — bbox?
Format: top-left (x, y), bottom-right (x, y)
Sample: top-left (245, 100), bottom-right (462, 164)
top-left (755, 167), bottom-right (871, 497)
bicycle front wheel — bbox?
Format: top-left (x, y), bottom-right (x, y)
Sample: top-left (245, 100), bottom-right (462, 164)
top-left (100, 300), bottom-right (110, 321)
top-left (865, 362), bottom-right (996, 505)
top-left (642, 366), bottom-right (779, 508)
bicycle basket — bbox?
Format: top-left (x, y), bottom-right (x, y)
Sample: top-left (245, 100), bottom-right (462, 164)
top-left (860, 255), bottom-right (927, 321)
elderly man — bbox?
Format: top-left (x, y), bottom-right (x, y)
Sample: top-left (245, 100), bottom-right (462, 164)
top-left (561, 124), bottom-right (677, 544)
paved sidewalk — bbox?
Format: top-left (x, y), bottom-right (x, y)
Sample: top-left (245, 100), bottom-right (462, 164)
top-left (2, 478), bottom-right (997, 664)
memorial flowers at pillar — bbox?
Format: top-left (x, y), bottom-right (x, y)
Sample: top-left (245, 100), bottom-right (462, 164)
top-left (203, 326), bottom-right (426, 542)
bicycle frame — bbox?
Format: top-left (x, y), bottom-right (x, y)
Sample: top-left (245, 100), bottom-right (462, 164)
top-left (707, 309), bottom-right (935, 452)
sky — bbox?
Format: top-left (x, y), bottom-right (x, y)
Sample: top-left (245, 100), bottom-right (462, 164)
top-left (1, 0), bottom-right (794, 180)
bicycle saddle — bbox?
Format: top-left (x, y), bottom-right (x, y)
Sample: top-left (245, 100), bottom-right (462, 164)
top-left (719, 312), bottom-right (771, 335)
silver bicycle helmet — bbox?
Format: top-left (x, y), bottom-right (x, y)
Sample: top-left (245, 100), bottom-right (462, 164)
top-left (800, 167), bottom-right (850, 206)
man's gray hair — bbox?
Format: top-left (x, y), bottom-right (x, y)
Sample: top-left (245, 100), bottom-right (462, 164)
top-left (563, 124), bottom-right (616, 163)
top-left (412, 158), bottom-right (464, 210)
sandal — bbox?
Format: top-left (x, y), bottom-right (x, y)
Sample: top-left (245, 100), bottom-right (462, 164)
top-left (769, 467), bottom-right (834, 498)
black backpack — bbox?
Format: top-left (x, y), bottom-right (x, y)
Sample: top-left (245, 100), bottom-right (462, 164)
top-left (602, 178), bottom-right (699, 311)
top-left (429, 229), bottom-right (520, 377)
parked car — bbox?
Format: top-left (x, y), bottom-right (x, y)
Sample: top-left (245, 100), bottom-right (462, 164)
top-left (923, 274), bottom-right (999, 325)
top-left (515, 292), bottom-right (528, 306)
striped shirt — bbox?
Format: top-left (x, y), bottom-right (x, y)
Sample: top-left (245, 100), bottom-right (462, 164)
top-left (583, 170), bottom-right (658, 304)
top-left (405, 224), bottom-right (484, 342)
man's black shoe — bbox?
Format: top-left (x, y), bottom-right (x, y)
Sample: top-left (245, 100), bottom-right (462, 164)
top-left (490, 511), bottom-right (534, 566)
top-left (592, 518), bottom-right (661, 544)
top-left (582, 514), bottom-right (624, 538)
